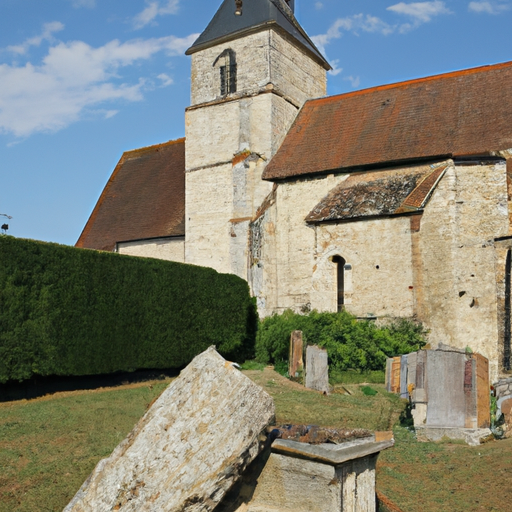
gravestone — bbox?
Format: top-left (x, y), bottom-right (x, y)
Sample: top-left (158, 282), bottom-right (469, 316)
top-left (289, 330), bottom-right (304, 380)
top-left (426, 350), bottom-right (466, 427)
top-left (305, 345), bottom-right (329, 394)
top-left (400, 354), bottom-right (409, 399)
top-left (64, 347), bottom-right (275, 512)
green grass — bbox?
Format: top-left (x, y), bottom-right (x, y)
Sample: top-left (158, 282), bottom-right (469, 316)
top-left (1, 369), bottom-right (511, 512)
top-left (0, 382), bottom-right (170, 512)
top-left (377, 426), bottom-right (512, 512)
top-left (330, 369), bottom-right (385, 384)
top-left (246, 369), bottom-right (403, 431)
top-left (239, 360), bottom-right (266, 371)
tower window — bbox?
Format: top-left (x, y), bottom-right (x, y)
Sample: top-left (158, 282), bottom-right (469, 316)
top-left (214, 49), bottom-right (237, 96)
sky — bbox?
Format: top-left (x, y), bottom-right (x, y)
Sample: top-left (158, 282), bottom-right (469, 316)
top-left (1, 0), bottom-right (511, 246)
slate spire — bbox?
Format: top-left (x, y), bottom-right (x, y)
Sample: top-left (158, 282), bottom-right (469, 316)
top-left (186, 0), bottom-right (330, 70)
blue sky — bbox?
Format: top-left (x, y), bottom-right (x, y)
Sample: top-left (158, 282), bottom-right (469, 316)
top-left (1, 0), bottom-right (511, 245)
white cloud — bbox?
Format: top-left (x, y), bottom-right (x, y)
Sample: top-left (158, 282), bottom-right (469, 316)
top-left (133, 0), bottom-right (180, 29)
top-left (468, 1), bottom-right (510, 14)
top-left (344, 75), bottom-right (361, 88)
top-left (69, 0), bottom-right (96, 8)
top-left (7, 22), bottom-right (64, 55)
top-left (328, 59), bottom-right (342, 77)
top-left (387, 1), bottom-right (451, 32)
top-left (312, 14), bottom-right (394, 54)
top-left (0, 31), bottom-right (198, 138)
top-left (315, 2), bottom-right (324, 9)
top-left (157, 73), bottom-right (174, 86)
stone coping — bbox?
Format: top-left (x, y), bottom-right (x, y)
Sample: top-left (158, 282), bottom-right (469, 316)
top-left (271, 438), bottom-right (394, 466)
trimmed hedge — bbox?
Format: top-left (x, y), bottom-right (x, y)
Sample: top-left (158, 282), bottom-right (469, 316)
top-left (0, 236), bottom-right (257, 383)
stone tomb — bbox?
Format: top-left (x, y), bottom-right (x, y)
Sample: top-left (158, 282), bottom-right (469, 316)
top-left (217, 430), bottom-right (394, 512)
top-left (65, 346), bottom-right (392, 511)
top-left (64, 347), bottom-right (275, 512)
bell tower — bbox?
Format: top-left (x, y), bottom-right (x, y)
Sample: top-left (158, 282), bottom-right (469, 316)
top-left (184, 0), bottom-right (330, 277)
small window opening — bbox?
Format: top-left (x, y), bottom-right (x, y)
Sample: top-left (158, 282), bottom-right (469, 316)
top-left (213, 49), bottom-right (237, 96)
top-left (332, 256), bottom-right (346, 312)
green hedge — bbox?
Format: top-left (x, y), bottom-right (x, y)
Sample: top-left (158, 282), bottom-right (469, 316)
top-left (0, 236), bottom-right (257, 383)
top-left (256, 309), bottom-right (427, 373)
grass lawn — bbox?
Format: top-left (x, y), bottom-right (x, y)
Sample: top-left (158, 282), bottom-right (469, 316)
top-left (1, 368), bottom-right (510, 511)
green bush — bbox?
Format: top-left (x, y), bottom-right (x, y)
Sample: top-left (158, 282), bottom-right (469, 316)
top-left (0, 236), bottom-right (257, 383)
top-left (256, 309), bottom-right (427, 373)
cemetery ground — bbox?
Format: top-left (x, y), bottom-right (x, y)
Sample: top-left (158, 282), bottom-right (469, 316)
top-left (0, 367), bottom-right (511, 512)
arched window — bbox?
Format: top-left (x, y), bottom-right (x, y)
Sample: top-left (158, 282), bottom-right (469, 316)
top-left (332, 255), bottom-right (346, 312)
top-left (213, 49), bottom-right (237, 96)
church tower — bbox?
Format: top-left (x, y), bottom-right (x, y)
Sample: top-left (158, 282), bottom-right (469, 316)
top-left (184, 0), bottom-right (330, 278)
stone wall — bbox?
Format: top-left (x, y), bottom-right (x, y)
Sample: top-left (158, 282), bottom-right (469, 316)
top-left (417, 162), bottom-right (508, 381)
top-left (190, 30), bottom-right (326, 107)
top-left (185, 27), bottom-right (325, 279)
top-left (117, 237), bottom-right (185, 262)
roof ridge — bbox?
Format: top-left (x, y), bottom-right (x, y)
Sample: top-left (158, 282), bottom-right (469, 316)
top-left (123, 138), bottom-right (186, 159)
top-left (307, 60), bottom-right (512, 107)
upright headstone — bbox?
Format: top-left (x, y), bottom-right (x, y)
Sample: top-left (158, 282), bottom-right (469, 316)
top-left (64, 347), bottom-right (275, 512)
top-left (407, 351), bottom-right (417, 395)
top-left (475, 353), bottom-right (490, 428)
top-left (289, 330), bottom-right (304, 380)
top-left (426, 350), bottom-right (466, 427)
top-left (400, 354), bottom-right (409, 399)
top-left (305, 345), bottom-right (329, 394)
top-left (385, 358), bottom-right (393, 392)
top-left (390, 357), bottom-right (401, 394)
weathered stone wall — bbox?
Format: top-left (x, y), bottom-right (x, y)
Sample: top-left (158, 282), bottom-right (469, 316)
top-left (268, 31), bottom-right (327, 106)
top-left (312, 216), bottom-right (416, 317)
top-left (185, 93), bottom-right (296, 276)
top-left (417, 162), bottom-right (508, 381)
top-left (253, 174), bottom-right (346, 314)
top-left (117, 237), bottom-right (185, 262)
top-left (185, 163), bottom-right (233, 274)
top-left (190, 30), bottom-right (326, 107)
top-left (185, 26), bottom-right (325, 278)
top-left (252, 172), bottom-right (414, 317)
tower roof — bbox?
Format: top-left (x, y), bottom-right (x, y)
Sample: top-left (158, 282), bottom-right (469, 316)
top-left (186, 0), bottom-right (330, 70)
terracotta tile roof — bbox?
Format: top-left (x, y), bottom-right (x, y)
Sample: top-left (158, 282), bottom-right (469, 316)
top-left (264, 61), bottom-right (512, 180)
top-left (76, 139), bottom-right (185, 251)
top-left (305, 163), bottom-right (448, 223)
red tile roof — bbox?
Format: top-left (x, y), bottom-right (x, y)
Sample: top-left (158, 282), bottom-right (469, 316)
top-left (305, 163), bottom-right (447, 223)
top-left (76, 139), bottom-right (185, 251)
top-left (263, 61), bottom-right (512, 180)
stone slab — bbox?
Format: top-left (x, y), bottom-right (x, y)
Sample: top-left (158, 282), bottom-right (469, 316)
top-left (271, 438), bottom-right (394, 466)
top-left (426, 350), bottom-right (466, 427)
top-left (64, 347), bottom-right (275, 512)
top-left (288, 330), bottom-right (304, 379)
top-left (400, 354), bottom-right (409, 399)
top-left (415, 426), bottom-right (493, 446)
top-left (305, 345), bottom-right (329, 394)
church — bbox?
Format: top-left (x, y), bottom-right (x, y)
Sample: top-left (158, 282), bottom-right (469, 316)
top-left (76, 0), bottom-right (512, 383)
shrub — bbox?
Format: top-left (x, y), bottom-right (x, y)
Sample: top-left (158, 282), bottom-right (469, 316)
top-left (0, 237), bottom-right (257, 383)
top-left (255, 309), bottom-right (427, 373)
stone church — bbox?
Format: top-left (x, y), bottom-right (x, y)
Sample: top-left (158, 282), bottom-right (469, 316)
top-left (76, 0), bottom-right (512, 382)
